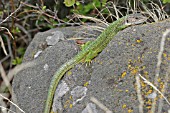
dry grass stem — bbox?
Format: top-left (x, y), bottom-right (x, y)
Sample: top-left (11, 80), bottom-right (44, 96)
top-left (83, 25), bottom-right (105, 32)
top-left (0, 93), bottom-right (25, 113)
top-left (0, 4), bottom-right (22, 25)
top-left (0, 27), bottom-right (14, 39)
top-left (136, 74), bottom-right (144, 113)
top-left (113, 4), bottom-right (120, 19)
top-left (0, 55), bottom-right (10, 63)
top-left (0, 63), bottom-right (12, 94)
top-left (138, 74), bottom-right (170, 105)
top-left (90, 97), bottom-right (112, 113)
top-left (15, 23), bottom-right (31, 41)
top-left (140, 1), bottom-right (168, 22)
top-left (20, 1), bottom-right (38, 9)
top-left (75, 14), bottom-right (108, 26)
top-left (151, 28), bottom-right (170, 112)
top-left (0, 93), bottom-right (8, 113)
top-left (93, 4), bottom-right (108, 24)
top-left (157, 65), bottom-right (170, 113)
top-left (0, 36), bottom-right (8, 55)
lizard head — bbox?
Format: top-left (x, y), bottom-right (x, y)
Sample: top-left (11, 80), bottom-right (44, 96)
top-left (125, 13), bottom-right (148, 26)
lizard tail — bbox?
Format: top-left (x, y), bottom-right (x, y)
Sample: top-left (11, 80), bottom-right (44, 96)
top-left (44, 52), bottom-right (86, 113)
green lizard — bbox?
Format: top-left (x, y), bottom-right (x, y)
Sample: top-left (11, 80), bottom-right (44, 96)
top-left (44, 14), bottom-right (147, 113)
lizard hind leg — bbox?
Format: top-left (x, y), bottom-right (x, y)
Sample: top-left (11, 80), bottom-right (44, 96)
top-left (81, 41), bottom-right (97, 66)
top-left (84, 50), bottom-right (98, 66)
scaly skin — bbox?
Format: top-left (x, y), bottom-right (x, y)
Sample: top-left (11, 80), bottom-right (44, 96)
top-left (44, 16), bottom-right (130, 113)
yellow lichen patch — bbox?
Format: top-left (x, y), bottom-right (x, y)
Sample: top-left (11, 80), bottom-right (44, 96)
top-left (64, 96), bottom-right (73, 109)
top-left (125, 89), bottom-right (129, 92)
top-left (140, 81), bottom-right (146, 88)
top-left (145, 99), bottom-right (152, 106)
top-left (121, 71), bottom-right (127, 78)
top-left (109, 60), bottom-right (113, 64)
top-left (64, 100), bottom-right (70, 108)
top-left (159, 82), bottom-right (165, 92)
top-left (168, 56), bottom-right (170, 60)
top-left (146, 105), bottom-right (152, 109)
top-left (163, 53), bottom-right (167, 57)
top-left (69, 104), bottom-right (73, 108)
top-left (67, 71), bottom-right (72, 76)
top-left (136, 39), bottom-right (143, 43)
top-left (131, 44), bottom-right (135, 47)
top-left (122, 104), bottom-right (127, 108)
top-left (99, 61), bottom-right (103, 65)
top-left (159, 94), bottom-right (163, 99)
top-left (69, 96), bottom-right (72, 100)
top-left (128, 64), bottom-right (132, 70)
top-left (137, 57), bottom-right (142, 62)
top-left (141, 66), bottom-right (146, 70)
top-left (131, 68), bottom-right (138, 75)
top-left (157, 78), bottom-right (161, 82)
top-left (144, 71), bottom-right (148, 75)
top-left (84, 81), bottom-right (89, 87)
top-left (128, 109), bottom-right (133, 113)
top-left (147, 89), bottom-right (153, 95)
top-left (141, 54), bottom-right (144, 58)
top-left (119, 89), bottom-right (123, 92)
top-left (148, 98), bottom-right (152, 102)
top-left (128, 59), bottom-right (132, 62)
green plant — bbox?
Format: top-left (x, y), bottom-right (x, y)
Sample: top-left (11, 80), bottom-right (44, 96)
top-left (64, 0), bottom-right (76, 7)
top-left (12, 57), bottom-right (23, 65)
top-left (12, 47), bottom-right (25, 65)
top-left (163, 0), bottom-right (170, 3)
top-left (64, 0), bottom-right (108, 15)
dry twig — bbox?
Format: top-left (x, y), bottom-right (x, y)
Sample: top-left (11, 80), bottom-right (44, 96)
top-left (0, 93), bottom-right (25, 113)
top-left (0, 63), bottom-right (12, 94)
top-left (90, 97), bottom-right (112, 113)
top-left (0, 4), bottom-right (22, 25)
top-left (136, 74), bottom-right (144, 113)
top-left (0, 36), bottom-right (8, 55)
top-left (151, 28), bottom-right (170, 112)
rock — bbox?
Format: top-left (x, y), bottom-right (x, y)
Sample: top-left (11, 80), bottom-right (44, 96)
top-left (46, 31), bottom-right (65, 46)
top-left (11, 19), bottom-right (170, 113)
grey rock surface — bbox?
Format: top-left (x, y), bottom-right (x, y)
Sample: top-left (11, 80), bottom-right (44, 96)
top-left (11, 20), bottom-right (170, 113)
